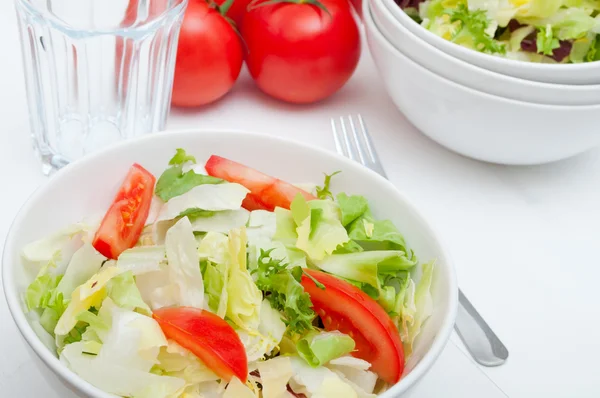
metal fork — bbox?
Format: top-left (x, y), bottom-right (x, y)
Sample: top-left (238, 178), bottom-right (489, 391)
top-left (331, 114), bottom-right (509, 367)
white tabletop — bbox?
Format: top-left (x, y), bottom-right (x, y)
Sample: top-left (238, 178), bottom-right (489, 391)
top-left (2, 2), bottom-right (600, 398)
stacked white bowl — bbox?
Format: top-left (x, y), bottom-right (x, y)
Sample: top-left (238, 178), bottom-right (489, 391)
top-left (364, 0), bottom-right (600, 165)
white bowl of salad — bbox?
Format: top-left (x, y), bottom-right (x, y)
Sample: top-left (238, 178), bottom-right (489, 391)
top-left (384, 0), bottom-right (600, 85)
top-left (2, 130), bottom-right (458, 398)
top-left (365, 0), bottom-right (600, 164)
top-left (369, 0), bottom-right (600, 106)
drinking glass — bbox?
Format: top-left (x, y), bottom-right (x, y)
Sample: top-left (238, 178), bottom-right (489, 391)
top-left (15, 0), bottom-right (188, 174)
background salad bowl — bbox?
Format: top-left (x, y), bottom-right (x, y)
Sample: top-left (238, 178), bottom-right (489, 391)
top-left (2, 130), bottom-right (458, 398)
top-left (365, 0), bottom-right (600, 165)
top-left (370, 0), bottom-right (600, 106)
top-left (382, 0), bottom-right (600, 85)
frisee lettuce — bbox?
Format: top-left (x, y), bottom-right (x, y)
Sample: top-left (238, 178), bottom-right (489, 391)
top-left (252, 249), bottom-right (317, 334)
top-left (315, 171), bottom-right (341, 200)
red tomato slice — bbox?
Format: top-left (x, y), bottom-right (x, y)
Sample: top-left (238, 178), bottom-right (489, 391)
top-left (301, 269), bottom-right (405, 384)
top-left (241, 193), bottom-right (273, 211)
top-left (153, 307), bottom-right (248, 383)
top-left (92, 164), bottom-right (155, 260)
top-left (204, 155), bottom-right (317, 210)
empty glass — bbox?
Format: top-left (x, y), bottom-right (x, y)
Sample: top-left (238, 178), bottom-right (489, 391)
top-left (15, 0), bottom-right (188, 174)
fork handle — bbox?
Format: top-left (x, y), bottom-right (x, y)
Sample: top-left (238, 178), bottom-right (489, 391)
top-left (454, 289), bottom-right (509, 366)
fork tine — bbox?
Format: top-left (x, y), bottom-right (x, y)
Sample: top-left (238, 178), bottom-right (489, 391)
top-left (348, 115), bottom-right (367, 165)
top-left (331, 118), bottom-right (347, 156)
top-left (340, 117), bottom-right (357, 161)
top-left (357, 114), bottom-right (388, 177)
top-left (357, 114), bottom-right (379, 163)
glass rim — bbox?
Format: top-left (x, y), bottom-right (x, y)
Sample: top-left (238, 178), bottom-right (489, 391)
top-left (14, 0), bottom-right (188, 37)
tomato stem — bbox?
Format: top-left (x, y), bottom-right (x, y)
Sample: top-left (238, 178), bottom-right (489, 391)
top-left (217, 0), bottom-right (234, 14)
top-left (247, 0), bottom-right (331, 17)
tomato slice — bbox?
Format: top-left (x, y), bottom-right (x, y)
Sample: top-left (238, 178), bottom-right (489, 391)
top-left (92, 163), bottom-right (155, 260)
top-left (153, 307), bottom-right (248, 383)
top-left (204, 155), bottom-right (317, 210)
top-left (301, 269), bottom-right (405, 384)
top-left (241, 193), bottom-right (273, 211)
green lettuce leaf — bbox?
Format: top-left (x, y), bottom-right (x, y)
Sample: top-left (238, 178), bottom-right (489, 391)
top-left (59, 298), bottom-right (184, 398)
top-left (336, 193), bottom-right (369, 227)
top-left (54, 266), bottom-right (123, 336)
top-left (25, 253), bottom-right (84, 336)
top-left (297, 331), bottom-right (355, 367)
top-left (198, 231), bottom-right (230, 317)
top-left (423, 1), bottom-right (506, 54)
top-left (226, 227), bottom-right (262, 331)
top-left (586, 34), bottom-right (600, 61)
top-left (292, 196), bottom-right (349, 261)
top-left (105, 271), bottom-right (152, 315)
top-left (536, 25), bottom-right (561, 55)
top-left (274, 207), bottom-right (299, 244)
top-left (315, 171), bottom-right (341, 200)
top-left (252, 249), bottom-right (316, 334)
top-left (25, 257), bottom-right (63, 313)
top-left (155, 148), bottom-right (223, 202)
top-left (337, 193), bottom-right (411, 251)
top-left (399, 261), bottom-right (435, 356)
top-left (521, 7), bottom-right (598, 41)
top-left (311, 251), bottom-right (417, 312)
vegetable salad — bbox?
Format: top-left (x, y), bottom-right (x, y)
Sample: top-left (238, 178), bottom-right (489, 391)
top-left (21, 149), bottom-right (434, 398)
top-left (398, 0), bottom-right (600, 63)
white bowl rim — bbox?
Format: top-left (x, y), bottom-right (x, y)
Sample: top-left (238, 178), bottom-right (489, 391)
top-left (382, 0), bottom-right (600, 73)
top-left (366, 2), bottom-right (600, 110)
top-left (2, 128), bottom-right (459, 398)
top-left (370, 0), bottom-right (600, 90)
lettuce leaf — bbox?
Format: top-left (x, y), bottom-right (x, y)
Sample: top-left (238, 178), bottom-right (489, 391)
top-left (105, 271), bottom-right (152, 315)
top-left (288, 356), bottom-right (358, 397)
top-left (155, 149), bottom-right (223, 202)
top-left (25, 256), bottom-right (68, 335)
top-left (223, 377), bottom-right (256, 398)
top-left (292, 196), bottom-right (349, 261)
top-left (252, 250), bottom-right (316, 334)
top-left (257, 356), bottom-right (294, 398)
top-left (336, 193), bottom-right (369, 227)
top-left (164, 217), bottom-right (204, 309)
top-left (399, 261), bottom-right (436, 356)
top-left (226, 227), bottom-right (262, 331)
top-left (189, 209), bottom-right (250, 234)
top-left (61, 342), bottom-right (185, 397)
top-left (154, 340), bottom-right (219, 386)
top-left (315, 171), bottom-right (341, 200)
top-left (310, 251), bottom-right (417, 312)
top-left (246, 210), bottom-right (277, 243)
top-left (60, 300), bottom-right (184, 398)
top-left (21, 220), bottom-right (97, 276)
top-left (273, 207), bottom-right (298, 244)
top-left (54, 265), bottom-right (123, 336)
top-left (297, 331), bottom-right (355, 367)
top-left (116, 246), bottom-right (165, 275)
top-left (56, 244), bottom-right (106, 297)
top-left (327, 356), bottom-right (378, 396)
top-left (155, 183), bottom-right (249, 220)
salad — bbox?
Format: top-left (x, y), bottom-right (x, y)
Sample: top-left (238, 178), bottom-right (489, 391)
top-left (398, 0), bottom-right (600, 63)
top-left (21, 149), bottom-right (434, 398)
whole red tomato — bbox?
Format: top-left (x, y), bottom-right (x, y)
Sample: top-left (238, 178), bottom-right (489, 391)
top-left (171, 0), bottom-right (244, 107)
top-left (241, 0), bottom-right (361, 104)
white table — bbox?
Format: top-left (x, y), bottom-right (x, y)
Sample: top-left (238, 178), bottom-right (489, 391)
top-left (2, 3), bottom-right (599, 398)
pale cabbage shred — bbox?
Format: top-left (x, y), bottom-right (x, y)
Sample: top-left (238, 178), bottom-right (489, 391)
top-left (19, 161), bottom-right (435, 398)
